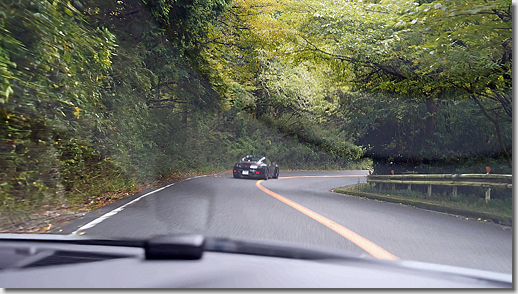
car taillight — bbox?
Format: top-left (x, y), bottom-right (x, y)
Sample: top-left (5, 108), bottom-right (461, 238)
top-left (256, 171), bottom-right (260, 174)
top-left (234, 170), bottom-right (237, 172)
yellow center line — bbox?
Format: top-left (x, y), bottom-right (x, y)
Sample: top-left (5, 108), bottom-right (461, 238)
top-left (256, 177), bottom-right (399, 261)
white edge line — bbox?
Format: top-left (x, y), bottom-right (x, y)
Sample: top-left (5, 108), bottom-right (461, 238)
top-left (69, 175), bottom-right (208, 236)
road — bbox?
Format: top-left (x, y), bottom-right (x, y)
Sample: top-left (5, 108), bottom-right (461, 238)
top-left (56, 170), bottom-right (512, 274)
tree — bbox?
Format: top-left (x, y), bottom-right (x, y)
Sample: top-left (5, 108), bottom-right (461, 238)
top-left (292, 0), bottom-right (512, 167)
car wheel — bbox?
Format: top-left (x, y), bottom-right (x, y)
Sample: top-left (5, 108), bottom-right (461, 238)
top-left (233, 172), bottom-right (241, 178)
top-left (263, 169), bottom-right (268, 180)
top-left (273, 168), bottom-right (279, 179)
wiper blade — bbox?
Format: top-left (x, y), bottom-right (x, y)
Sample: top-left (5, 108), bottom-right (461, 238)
top-left (0, 234), bottom-right (206, 260)
top-left (204, 237), bottom-right (354, 260)
top-left (0, 233), bottom-right (354, 261)
top-left (0, 233), bottom-right (146, 248)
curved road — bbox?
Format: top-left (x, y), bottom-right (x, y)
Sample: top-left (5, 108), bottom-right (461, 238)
top-left (57, 170), bottom-right (512, 274)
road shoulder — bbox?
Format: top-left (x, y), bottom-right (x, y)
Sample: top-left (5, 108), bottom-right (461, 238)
top-left (331, 186), bottom-right (512, 227)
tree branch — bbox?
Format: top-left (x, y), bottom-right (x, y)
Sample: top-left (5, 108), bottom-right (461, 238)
top-left (300, 37), bottom-right (408, 79)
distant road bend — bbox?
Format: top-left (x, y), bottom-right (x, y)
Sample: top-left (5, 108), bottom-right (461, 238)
top-left (60, 170), bottom-right (511, 274)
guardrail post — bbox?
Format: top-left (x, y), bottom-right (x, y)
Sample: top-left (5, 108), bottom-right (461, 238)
top-left (427, 185), bottom-right (432, 197)
top-left (392, 183), bottom-right (395, 191)
top-left (452, 186), bottom-right (457, 198)
top-left (485, 188), bottom-right (491, 203)
top-left (407, 184), bottom-right (411, 191)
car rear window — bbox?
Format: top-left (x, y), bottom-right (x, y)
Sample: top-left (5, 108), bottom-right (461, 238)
top-left (242, 156), bottom-right (263, 162)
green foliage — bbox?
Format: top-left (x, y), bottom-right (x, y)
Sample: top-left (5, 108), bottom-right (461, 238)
top-left (143, 0), bottom-right (231, 49)
top-left (295, 0), bottom-right (511, 97)
top-left (284, 0), bottom-right (512, 169)
top-left (347, 183), bottom-right (512, 218)
top-left (0, 0), bottom-right (118, 223)
top-left (142, 0), bottom-right (232, 79)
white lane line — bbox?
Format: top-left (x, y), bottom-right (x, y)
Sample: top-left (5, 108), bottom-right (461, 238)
top-left (69, 175), bottom-right (208, 236)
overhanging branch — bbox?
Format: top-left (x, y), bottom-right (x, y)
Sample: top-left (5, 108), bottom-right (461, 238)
top-left (300, 37), bottom-right (408, 79)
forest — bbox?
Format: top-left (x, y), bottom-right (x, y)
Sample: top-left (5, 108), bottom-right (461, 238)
top-left (0, 0), bottom-right (512, 226)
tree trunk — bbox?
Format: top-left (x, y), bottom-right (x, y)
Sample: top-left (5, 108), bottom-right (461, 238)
top-left (416, 96), bottom-right (437, 162)
top-left (471, 95), bottom-right (512, 168)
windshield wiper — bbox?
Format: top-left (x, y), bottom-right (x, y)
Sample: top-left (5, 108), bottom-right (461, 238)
top-left (0, 233), bottom-right (354, 261)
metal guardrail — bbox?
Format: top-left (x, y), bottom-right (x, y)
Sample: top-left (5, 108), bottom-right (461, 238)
top-left (367, 174), bottom-right (512, 202)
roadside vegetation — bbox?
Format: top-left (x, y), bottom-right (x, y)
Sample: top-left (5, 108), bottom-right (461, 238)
top-left (334, 184), bottom-right (512, 225)
top-left (0, 0), bottom-right (511, 230)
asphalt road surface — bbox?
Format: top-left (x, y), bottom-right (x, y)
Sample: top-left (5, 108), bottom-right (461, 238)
top-left (56, 170), bottom-right (512, 274)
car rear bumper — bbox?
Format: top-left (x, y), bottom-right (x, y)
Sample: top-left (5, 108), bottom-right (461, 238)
top-left (233, 168), bottom-right (266, 178)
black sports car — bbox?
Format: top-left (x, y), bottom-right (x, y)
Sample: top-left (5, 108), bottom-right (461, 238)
top-left (233, 155), bottom-right (279, 180)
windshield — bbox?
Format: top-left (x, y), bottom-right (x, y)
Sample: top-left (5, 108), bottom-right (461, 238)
top-left (0, 0), bottom-right (512, 281)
